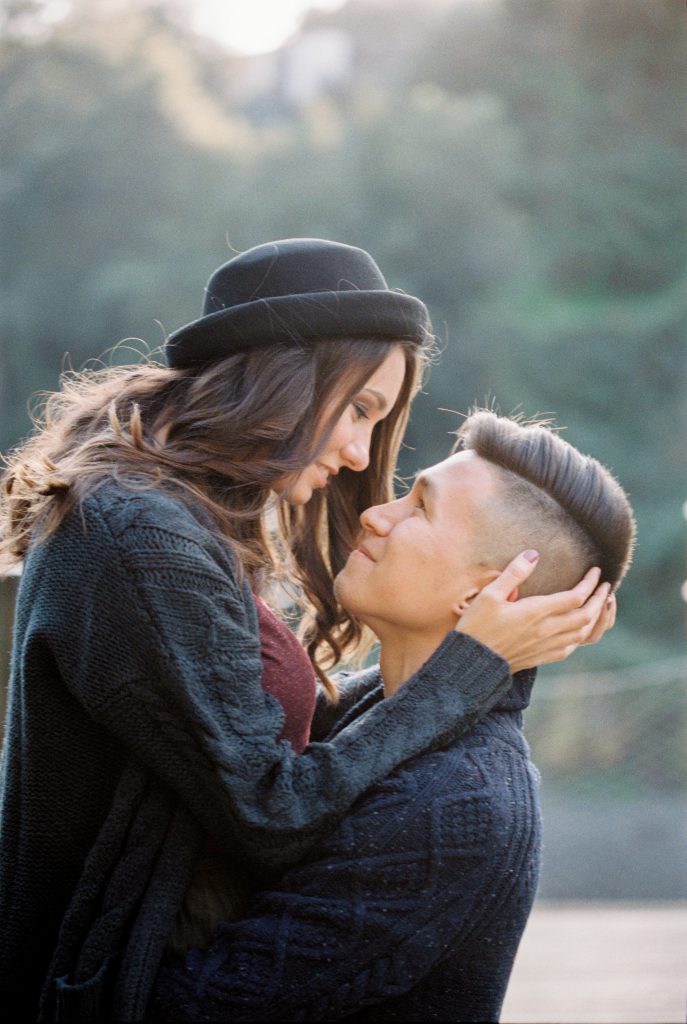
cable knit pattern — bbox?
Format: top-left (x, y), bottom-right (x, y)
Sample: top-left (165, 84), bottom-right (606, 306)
top-left (152, 680), bottom-right (541, 1022)
top-left (0, 482), bottom-right (513, 1023)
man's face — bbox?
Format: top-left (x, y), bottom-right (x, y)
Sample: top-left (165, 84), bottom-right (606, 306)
top-left (334, 451), bottom-right (502, 639)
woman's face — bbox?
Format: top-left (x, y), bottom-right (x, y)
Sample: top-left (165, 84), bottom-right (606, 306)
top-left (273, 346), bottom-right (407, 506)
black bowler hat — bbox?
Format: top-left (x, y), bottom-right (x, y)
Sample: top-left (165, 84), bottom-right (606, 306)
top-left (165, 238), bottom-right (431, 369)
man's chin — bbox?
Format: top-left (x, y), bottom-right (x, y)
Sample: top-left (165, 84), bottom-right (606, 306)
top-left (333, 569), bottom-right (368, 621)
top-left (332, 569), bottom-right (352, 609)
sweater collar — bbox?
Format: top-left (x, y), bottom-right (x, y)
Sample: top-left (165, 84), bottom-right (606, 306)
top-left (493, 668), bottom-right (536, 712)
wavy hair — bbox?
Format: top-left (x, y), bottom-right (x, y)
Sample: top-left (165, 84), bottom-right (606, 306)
top-left (1, 337), bottom-right (429, 697)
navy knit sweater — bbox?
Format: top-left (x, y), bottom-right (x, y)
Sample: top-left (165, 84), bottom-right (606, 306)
top-left (0, 482), bottom-right (513, 1022)
top-left (152, 671), bottom-right (541, 1022)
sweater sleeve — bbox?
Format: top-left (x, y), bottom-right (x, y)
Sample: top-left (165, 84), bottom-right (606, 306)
top-left (32, 486), bottom-right (512, 870)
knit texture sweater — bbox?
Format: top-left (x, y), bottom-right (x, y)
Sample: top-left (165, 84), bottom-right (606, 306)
top-left (151, 671), bottom-right (541, 1022)
top-left (164, 597), bottom-right (319, 956)
top-left (0, 482), bottom-right (513, 1023)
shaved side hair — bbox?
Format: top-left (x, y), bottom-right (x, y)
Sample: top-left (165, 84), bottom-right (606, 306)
top-left (455, 410), bottom-right (636, 597)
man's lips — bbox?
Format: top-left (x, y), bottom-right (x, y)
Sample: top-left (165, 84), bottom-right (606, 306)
top-left (354, 544), bottom-right (375, 562)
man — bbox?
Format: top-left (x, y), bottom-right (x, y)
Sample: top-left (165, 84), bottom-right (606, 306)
top-left (152, 410), bottom-right (635, 1022)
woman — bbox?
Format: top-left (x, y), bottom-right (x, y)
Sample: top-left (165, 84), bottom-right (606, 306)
top-left (0, 239), bottom-right (610, 1022)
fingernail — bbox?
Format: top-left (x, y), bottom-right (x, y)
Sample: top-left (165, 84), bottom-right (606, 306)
top-left (524, 549), bottom-right (540, 563)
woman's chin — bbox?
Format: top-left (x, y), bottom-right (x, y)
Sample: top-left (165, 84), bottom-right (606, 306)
top-left (280, 483), bottom-right (315, 507)
top-left (272, 473), bottom-right (312, 506)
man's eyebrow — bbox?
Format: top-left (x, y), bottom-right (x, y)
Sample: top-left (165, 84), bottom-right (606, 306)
top-left (360, 387), bottom-right (388, 412)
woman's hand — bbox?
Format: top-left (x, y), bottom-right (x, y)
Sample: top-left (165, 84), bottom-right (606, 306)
top-left (455, 552), bottom-right (614, 673)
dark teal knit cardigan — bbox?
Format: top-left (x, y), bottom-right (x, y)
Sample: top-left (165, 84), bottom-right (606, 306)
top-left (0, 482), bottom-right (512, 1022)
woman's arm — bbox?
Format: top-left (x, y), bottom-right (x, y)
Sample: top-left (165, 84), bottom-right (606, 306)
top-left (34, 486), bottom-right (512, 871)
top-left (36, 491), bottom-right (608, 872)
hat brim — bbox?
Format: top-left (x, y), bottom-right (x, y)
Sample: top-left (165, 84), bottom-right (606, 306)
top-left (165, 290), bottom-right (431, 368)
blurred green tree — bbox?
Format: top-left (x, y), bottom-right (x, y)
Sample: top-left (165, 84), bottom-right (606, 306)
top-left (1, 0), bottom-right (685, 672)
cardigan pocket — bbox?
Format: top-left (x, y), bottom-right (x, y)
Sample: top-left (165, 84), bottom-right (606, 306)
top-left (54, 957), bottom-right (113, 1022)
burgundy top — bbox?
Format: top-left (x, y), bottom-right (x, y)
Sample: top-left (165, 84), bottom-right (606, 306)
top-left (255, 597), bottom-right (317, 753)
top-left (200, 598), bottom-right (317, 860)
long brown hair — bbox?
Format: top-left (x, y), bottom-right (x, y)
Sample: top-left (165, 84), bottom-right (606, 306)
top-left (1, 337), bottom-right (428, 696)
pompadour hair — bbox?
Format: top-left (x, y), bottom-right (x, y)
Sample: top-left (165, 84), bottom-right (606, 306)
top-left (455, 410), bottom-right (635, 591)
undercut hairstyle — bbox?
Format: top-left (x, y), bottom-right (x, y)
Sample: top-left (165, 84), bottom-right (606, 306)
top-left (1, 337), bottom-right (430, 698)
top-left (455, 410), bottom-right (635, 596)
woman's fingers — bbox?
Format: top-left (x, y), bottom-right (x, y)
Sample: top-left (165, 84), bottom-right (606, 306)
top-left (505, 580), bottom-right (613, 672)
top-left (576, 580), bottom-right (612, 638)
top-left (568, 565), bottom-right (605, 606)
top-left (538, 582), bottom-right (611, 640)
top-left (456, 560), bottom-right (614, 673)
top-left (608, 593), bottom-right (617, 630)
top-left (526, 585), bottom-right (614, 662)
top-left (583, 590), bottom-right (616, 646)
top-left (481, 549), bottom-right (540, 602)
top-left (534, 566), bottom-right (603, 616)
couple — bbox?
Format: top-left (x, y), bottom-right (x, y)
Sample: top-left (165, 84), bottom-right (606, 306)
top-left (0, 238), bottom-right (632, 1022)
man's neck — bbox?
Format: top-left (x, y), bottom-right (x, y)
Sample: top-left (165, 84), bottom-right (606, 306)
top-left (378, 627), bottom-right (451, 698)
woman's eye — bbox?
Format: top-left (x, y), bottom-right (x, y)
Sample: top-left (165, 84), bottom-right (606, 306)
top-left (353, 402), bottom-right (370, 421)
top-left (414, 497), bottom-right (426, 513)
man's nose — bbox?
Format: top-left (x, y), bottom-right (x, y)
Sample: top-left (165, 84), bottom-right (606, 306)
top-left (359, 501), bottom-right (398, 536)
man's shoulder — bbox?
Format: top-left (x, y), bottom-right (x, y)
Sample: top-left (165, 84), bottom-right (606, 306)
top-left (384, 710), bottom-right (530, 788)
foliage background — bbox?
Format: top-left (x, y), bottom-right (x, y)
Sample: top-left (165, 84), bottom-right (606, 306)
top-left (1, 0), bottom-right (686, 897)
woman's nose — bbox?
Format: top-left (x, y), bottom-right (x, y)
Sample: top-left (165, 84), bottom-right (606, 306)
top-left (341, 437), bottom-right (370, 472)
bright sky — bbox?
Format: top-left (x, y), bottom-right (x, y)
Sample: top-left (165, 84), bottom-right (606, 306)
top-left (190, 0), bottom-right (347, 55)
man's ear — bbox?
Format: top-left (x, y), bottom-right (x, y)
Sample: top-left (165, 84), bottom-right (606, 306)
top-left (453, 586), bottom-right (481, 617)
top-left (451, 568), bottom-right (502, 620)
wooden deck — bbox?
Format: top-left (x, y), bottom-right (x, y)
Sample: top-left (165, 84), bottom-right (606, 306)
top-left (501, 901), bottom-right (687, 1024)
